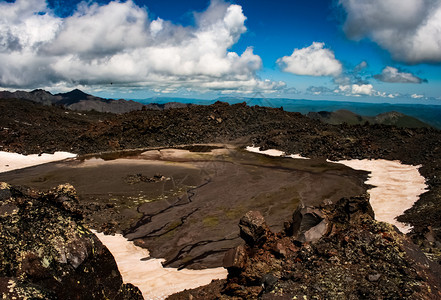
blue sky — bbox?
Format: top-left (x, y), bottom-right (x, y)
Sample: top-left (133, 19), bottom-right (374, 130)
top-left (1, 0), bottom-right (441, 104)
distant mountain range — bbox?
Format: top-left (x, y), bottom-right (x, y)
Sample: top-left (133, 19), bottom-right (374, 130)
top-left (1, 89), bottom-right (439, 129)
top-left (0, 89), bottom-right (188, 114)
top-left (136, 96), bottom-right (441, 129)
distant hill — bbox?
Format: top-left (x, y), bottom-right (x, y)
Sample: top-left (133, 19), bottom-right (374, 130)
top-left (0, 89), bottom-right (190, 114)
top-left (307, 109), bottom-right (432, 128)
top-left (0, 89), bottom-right (61, 106)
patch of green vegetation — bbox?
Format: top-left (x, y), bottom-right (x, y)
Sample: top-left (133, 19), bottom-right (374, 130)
top-left (164, 161), bottom-right (181, 165)
top-left (163, 220), bottom-right (183, 238)
top-left (225, 206), bottom-right (246, 219)
top-left (168, 220), bottom-right (183, 231)
top-left (203, 216), bottom-right (219, 227)
top-left (181, 255), bottom-right (194, 264)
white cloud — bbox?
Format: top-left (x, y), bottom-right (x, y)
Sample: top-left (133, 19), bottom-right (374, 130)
top-left (277, 42), bottom-right (342, 77)
top-left (411, 93), bottom-right (424, 99)
top-left (336, 83), bottom-right (389, 97)
top-left (42, 1), bottom-right (150, 57)
top-left (374, 66), bottom-right (426, 83)
top-left (332, 83), bottom-right (426, 100)
top-left (339, 0), bottom-right (441, 64)
top-left (0, 0), bottom-right (282, 94)
top-left (150, 18), bottom-right (164, 37)
top-left (350, 84), bottom-right (374, 95)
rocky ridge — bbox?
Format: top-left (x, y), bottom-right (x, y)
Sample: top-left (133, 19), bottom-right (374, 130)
top-left (0, 89), bottom-right (189, 114)
top-left (0, 182), bottom-right (142, 299)
top-left (307, 109), bottom-right (432, 128)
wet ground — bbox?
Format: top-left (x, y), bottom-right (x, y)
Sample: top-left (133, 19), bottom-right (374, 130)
top-left (0, 144), bottom-right (368, 269)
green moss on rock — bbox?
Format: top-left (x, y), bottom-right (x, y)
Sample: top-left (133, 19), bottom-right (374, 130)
top-left (0, 182), bottom-right (143, 300)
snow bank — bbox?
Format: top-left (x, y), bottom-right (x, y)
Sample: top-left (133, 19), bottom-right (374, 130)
top-left (245, 146), bottom-right (309, 159)
top-left (0, 151), bottom-right (77, 173)
top-left (93, 231), bottom-right (227, 300)
top-left (332, 159), bottom-right (427, 233)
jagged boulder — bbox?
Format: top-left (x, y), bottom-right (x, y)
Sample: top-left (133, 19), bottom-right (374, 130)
top-left (238, 211), bottom-right (270, 246)
top-left (223, 245), bottom-right (247, 270)
top-left (0, 182), bottom-right (142, 300)
top-left (291, 206), bottom-right (330, 242)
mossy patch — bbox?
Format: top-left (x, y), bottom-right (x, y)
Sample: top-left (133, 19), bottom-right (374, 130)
top-left (203, 216), bottom-right (219, 227)
top-left (224, 206), bottom-right (246, 219)
top-left (163, 220), bottom-right (183, 238)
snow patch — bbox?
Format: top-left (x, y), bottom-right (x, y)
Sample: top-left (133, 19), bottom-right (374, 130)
top-left (93, 231), bottom-right (227, 300)
top-left (331, 159), bottom-right (427, 233)
top-left (0, 151), bottom-right (77, 173)
top-left (246, 146), bottom-right (309, 159)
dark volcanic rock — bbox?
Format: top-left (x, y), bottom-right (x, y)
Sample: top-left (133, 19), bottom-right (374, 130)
top-left (290, 206), bottom-right (329, 242)
top-left (223, 246), bottom-right (247, 270)
top-left (166, 279), bottom-right (226, 300)
top-left (0, 182), bottom-right (142, 300)
top-left (169, 195), bottom-right (441, 299)
top-left (239, 211), bottom-right (271, 247)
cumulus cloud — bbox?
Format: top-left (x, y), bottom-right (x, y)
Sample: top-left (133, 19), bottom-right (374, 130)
top-left (338, 84), bottom-right (374, 96)
top-left (374, 66), bottom-right (427, 83)
top-left (305, 60), bottom-right (400, 99)
top-left (323, 60), bottom-right (399, 98)
top-left (277, 42), bottom-right (342, 77)
top-left (335, 83), bottom-right (400, 98)
top-left (0, 0), bottom-right (283, 94)
top-left (339, 0), bottom-right (441, 64)
top-left (350, 84), bottom-right (374, 95)
top-left (310, 82), bottom-right (410, 100)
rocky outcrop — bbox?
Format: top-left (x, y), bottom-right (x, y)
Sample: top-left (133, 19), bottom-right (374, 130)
top-left (170, 195), bottom-right (441, 299)
top-left (0, 182), bottom-right (142, 299)
top-left (290, 206), bottom-right (329, 242)
top-left (238, 211), bottom-right (271, 247)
